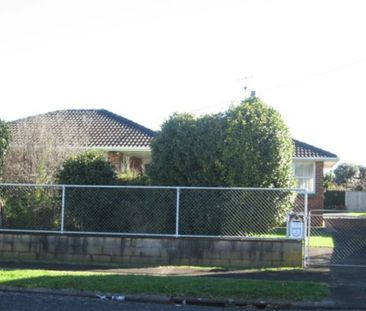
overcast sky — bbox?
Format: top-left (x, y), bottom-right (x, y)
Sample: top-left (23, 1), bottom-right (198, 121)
top-left (1, 0), bottom-right (365, 166)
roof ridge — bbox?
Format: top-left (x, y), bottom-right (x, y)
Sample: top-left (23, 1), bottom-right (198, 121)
top-left (10, 109), bottom-right (156, 134)
top-left (293, 139), bottom-right (338, 158)
top-left (10, 109), bottom-right (112, 122)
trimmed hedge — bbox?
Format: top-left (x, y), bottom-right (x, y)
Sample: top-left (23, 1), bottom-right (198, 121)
top-left (324, 190), bottom-right (345, 209)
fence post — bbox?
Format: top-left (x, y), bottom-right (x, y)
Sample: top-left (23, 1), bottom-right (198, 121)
top-left (304, 190), bottom-right (308, 267)
top-left (60, 185), bottom-right (66, 233)
top-left (175, 187), bottom-right (180, 237)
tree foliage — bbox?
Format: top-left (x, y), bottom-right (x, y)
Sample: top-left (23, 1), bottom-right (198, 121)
top-left (57, 151), bottom-right (116, 231)
top-left (334, 163), bottom-right (359, 185)
top-left (147, 97), bottom-right (295, 234)
top-left (2, 118), bottom-right (70, 183)
top-left (148, 97), bottom-right (294, 188)
top-left (222, 97), bottom-right (294, 188)
top-left (56, 151), bottom-right (174, 233)
top-left (58, 151), bottom-right (116, 185)
top-left (0, 119), bottom-right (10, 177)
top-left (331, 163), bottom-right (366, 190)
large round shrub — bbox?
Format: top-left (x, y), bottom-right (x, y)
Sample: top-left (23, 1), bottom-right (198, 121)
top-left (57, 151), bottom-right (117, 231)
top-left (148, 97), bottom-right (295, 235)
top-left (148, 97), bottom-right (294, 188)
top-left (58, 151), bottom-right (116, 185)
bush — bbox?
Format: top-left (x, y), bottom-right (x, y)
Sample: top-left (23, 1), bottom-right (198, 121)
top-left (57, 151), bottom-right (173, 233)
top-left (0, 119), bottom-right (10, 178)
top-left (148, 97), bottom-right (295, 234)
top-left (58, 151), bottom-right (116, 185)
top-left (324, 190), bottom-right (346, 209)
top-left (57, 151), bottom-right (117, 231)
top-left (116, 172), bottom-right (150, 186)
top-left (0, 186), bottom-right (61, 230)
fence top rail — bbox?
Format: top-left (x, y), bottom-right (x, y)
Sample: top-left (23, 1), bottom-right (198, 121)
top-left (310, 209), bottom-right (366, 214)
top-left (0, 182), bottom-right (307, 193)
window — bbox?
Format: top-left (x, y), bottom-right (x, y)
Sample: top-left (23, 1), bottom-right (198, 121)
top-left (293, 162), bottom-right (315, 193)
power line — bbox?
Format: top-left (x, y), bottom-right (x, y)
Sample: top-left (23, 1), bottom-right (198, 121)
top-left (188, 56), bottom-right (366, 114)
top-left (262, 56), bottom-right (366, 93)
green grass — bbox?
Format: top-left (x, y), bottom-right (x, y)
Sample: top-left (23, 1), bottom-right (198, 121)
top-left (309, 235), bottom-right (334, 248)
top-left (323, 211), bottom-right (366, 217)
top-left (257, 227), bottom-right (334, 248)
top-left (0, 269), bottom-right (329, 301)
top-left (348, 212), bottom-right (366, 217)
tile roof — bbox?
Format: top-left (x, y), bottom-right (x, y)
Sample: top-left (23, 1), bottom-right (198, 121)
top-left (10, 109), bottom-right (155, 149)
top-left (9, 110), bottom-right (338, 159)
top-left (293, 139), bottom-right (338, 159)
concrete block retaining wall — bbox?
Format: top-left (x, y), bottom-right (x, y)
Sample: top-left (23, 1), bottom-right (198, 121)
top-left (0, 233), bottom-right (303, 268)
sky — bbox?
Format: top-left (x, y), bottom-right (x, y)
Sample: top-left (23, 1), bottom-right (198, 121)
top-left (0, 0), bottom-right (365, 166)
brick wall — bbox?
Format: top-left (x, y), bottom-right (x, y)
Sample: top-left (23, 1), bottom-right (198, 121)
top-left (0, 234), bottom-right (303, 268)
top-left (308, 161), bottom-right (324, 211)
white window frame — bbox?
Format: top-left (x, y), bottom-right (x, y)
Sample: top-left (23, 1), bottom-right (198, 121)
top-left (292, 161), bottom-right (316, 194)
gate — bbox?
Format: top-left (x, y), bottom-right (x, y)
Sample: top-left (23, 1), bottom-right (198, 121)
top-left (306, 209), bottom-right (366, 267)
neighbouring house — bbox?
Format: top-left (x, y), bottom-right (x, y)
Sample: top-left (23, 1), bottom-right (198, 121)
top-left (8, 109), bottom-right (338, 210)
top-left (292, 140), bottom-right (338, 211)
top-left (9, 109), bottom-right (155, 175)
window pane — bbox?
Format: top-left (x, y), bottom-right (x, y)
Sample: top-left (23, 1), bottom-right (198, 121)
top-left (294, 163), bottom-right (313, 177)
top-left (297, 178), bottom-right (314, 193)
top-left (293, 162), bottom-right (315, 193)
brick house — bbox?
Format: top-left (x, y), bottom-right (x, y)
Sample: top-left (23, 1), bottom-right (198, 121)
top-left (292, 140), bottom-right (338, 211)
top-left (9, 109), bottom-right (338, 210)
top-left (9, 109), bottom-right (155, 175)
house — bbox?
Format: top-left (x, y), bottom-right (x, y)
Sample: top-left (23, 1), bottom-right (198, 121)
top-left (9, 109), bottom-right (155, 174)
top-left (9, 109), bottom-right (338, 210)
top-left (292, 140), bottom-right (338, 211)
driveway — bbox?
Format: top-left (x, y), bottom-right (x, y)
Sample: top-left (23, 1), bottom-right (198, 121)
top-left (308, 215), bottom-right (366, 266)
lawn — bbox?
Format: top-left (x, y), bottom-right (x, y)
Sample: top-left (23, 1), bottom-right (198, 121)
top-left (258, 227), bottom-right (334, 248)
top-left (308, 234), bottom-right (334, 248)
top-left (0, 269), bottom-right (329, 302)
top-left (348, 212), bottom-right (366, 217)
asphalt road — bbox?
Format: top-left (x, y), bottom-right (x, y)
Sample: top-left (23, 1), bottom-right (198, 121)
top-left (0, 291), bottom-right (239, 311)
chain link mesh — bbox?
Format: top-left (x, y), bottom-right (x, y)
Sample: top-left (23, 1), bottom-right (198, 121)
top-left (0, 184), bottom-right (304, 238)
top-left (179, 188), bottom-right (304, 237)
top-left (0, 184), bottom-right (62, 231)
top-left (63, 186), bottom-right (176, 234)
top-left (308, 210), bottom-right (366, 267)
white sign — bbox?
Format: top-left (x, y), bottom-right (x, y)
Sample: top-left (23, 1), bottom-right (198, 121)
top-left (289, 220), bottom-right (304, 239)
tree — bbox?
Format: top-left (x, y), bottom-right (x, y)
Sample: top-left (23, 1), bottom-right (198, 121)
top-left (358, 166), bottom-right (366, 190)
top-left (334, 163), bottom-right (359, 186)
top-left (324, 171), bottom-right (337, 190)
top-left (222, 97), bottom-right (294, 188)
top-left (0, 119), bottom-right (10, 178)
top-left (148, 97), bottom-right (294, 188)
top-left (2, 118), bottom-right (71, 183)
top-left (147, 97), bottom-right (295, 235)
top-left (147, 113), bottom-right (227, 186)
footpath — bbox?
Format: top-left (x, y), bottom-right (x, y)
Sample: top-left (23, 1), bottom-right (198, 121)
top-left (0, 261), bottom-right (365, 309)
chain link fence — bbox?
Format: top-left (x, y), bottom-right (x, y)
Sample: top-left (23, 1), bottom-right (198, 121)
top-left (307, 210), bottom-right (366, 267)
top-left (0, 183), bottom-right (306, 238)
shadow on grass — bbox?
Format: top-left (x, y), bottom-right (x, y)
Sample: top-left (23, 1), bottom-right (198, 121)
top-left (0, 272), bottom-right (330, 301)
top-left (0, 260), bottom-right (164, 272)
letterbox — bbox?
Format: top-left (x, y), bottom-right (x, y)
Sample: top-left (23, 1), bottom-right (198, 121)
top-left (286, 213), bottom-right (305, 239)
